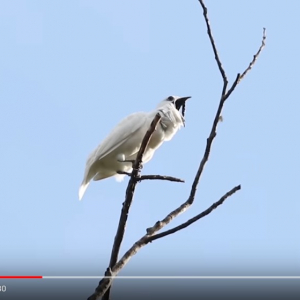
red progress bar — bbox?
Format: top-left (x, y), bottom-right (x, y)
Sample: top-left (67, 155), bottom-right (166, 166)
top-left (0, 276), bottom-right (43, 279)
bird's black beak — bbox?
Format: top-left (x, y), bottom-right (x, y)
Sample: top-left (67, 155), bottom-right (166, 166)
top-left (175, 96), bottom-right (191, 127)
top-left (175, 96), bottom-right (191, 111)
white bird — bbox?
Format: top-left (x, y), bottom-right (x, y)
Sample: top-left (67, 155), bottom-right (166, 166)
top-left (79, 95), bottom-right (191, 200)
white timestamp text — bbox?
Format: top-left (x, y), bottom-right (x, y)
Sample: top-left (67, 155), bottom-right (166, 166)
top-left (0, 285), bottom-right (7, 292)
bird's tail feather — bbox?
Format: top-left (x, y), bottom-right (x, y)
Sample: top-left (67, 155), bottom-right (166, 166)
top-left (79, 181), bottom-right (90, 201)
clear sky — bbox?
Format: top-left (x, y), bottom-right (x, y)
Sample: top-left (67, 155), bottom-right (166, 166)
top-left (1, 0), bottom-right (299, 297)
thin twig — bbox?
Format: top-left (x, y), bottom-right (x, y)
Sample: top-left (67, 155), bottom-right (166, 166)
top-left (117, 171), bottom-right (184, 183)
top-left (199, 0), bottom-right (228, 92)
top-left (89, 185), bottom-right (241, 298)
top-left (148, 185), bottom-right (241, 242)
top-left (139, 175), bottom-right (184, 183)
top-left (239, 28), bottom-right (266, 82)
top-left (88, 114), bottom-right (161, 300)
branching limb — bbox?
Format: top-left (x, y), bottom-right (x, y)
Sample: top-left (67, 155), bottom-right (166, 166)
top-left (88, 1), bottom-right (266, 299)
top-left (145, 1), bottom-right (265, 246)
top-left (88, 185), bottom-right (240, 298)
top-left (199, 0), bottom-right (266, 88)
top-left (140, 6), bottom-right (243, 243)
top-left (148, 185), bottom-right (241, 242)
top-left (88, 114), bottom-right (161, 300)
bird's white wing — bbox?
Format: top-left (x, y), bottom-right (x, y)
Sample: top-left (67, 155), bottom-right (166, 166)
top-left (86, 112), bottom-right (147, 165)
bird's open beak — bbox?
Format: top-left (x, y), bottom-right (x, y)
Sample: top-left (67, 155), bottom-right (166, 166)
top-left (175, 96), bottom-right (191, 127)
top-left (175, 96), bottom-right (191, 111)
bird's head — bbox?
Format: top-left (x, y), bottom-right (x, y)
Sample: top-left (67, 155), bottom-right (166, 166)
top-left (163, 95), bottom-right (191, 117)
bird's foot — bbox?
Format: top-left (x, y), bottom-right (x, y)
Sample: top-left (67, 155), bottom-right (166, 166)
top-left (117, 158), bottom-right (143, 170)
top-left (117, 170), bottom-right (132, 176)
top-left (117, 158), bottom-right (135, 164)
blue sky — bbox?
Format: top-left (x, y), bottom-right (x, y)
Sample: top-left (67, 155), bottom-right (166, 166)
top-left (1, 0), bottom-right (300, 295)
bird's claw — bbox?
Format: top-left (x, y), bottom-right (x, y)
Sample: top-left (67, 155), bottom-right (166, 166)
top-left (117, 170), bottom-right (132, 176)
top-left (117, 163), bottom-right (143, 177)
top-left (117, 170), bottom-right (141, 177)
top-left (119, 159), bottom-right (135, 164)
top-left (117, 159), bottom-right (143, 170)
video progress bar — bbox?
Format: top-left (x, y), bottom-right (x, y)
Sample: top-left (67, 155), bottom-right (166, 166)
top-left (1, 276), bottom-right (300, 280)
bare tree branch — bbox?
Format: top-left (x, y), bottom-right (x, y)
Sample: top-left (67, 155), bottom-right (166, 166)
top-left (148, 184), bottom-right (241, 241)
top-left (139, 175), bottom-right (184, 183)
top-left (198, 0), bottom-right (228, 89)
top-left (239, 28), bottom-right (266, 82)
top-left (91, 114), bottom-right (161, 300)
top-left (117, 170), bottom-right (185, 183)
top-left (108, 113), bottom-right (161, 267)
top-left (87, 185), bottom-right (241, 298)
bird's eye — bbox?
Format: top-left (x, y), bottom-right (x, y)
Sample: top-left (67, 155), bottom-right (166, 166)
top-left (167, 96), bottom-right (174, 101)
